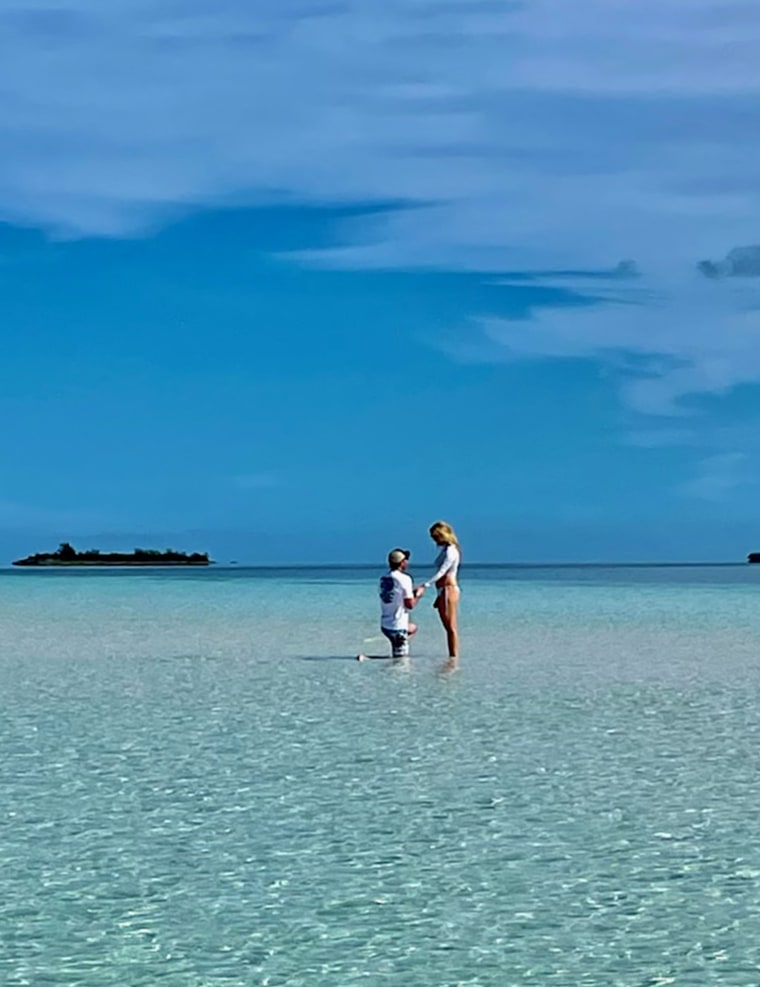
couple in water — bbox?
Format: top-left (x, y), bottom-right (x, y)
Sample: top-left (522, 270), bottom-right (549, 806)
top-left (358, 520), bottom-right (462, 669)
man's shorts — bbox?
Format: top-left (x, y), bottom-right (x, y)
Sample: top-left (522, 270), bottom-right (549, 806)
top-left (381, 627), bottom-right (409, 658)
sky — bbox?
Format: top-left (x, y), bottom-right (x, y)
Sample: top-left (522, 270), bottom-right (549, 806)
top-left (2, 0), bottom-right (760, 563)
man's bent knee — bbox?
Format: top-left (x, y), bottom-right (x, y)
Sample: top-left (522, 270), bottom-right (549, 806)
top-left (382, 627), bottom-right (410, 658)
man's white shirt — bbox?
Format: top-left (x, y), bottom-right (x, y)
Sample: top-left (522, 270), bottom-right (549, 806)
top-left (379, 570), bottom-right (413, 630)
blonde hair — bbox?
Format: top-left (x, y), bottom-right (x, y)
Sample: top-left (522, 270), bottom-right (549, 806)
top-left (429, 520), bottom-right (461, 553)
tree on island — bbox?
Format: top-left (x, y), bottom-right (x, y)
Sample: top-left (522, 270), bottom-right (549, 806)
top-left (13, 543), bottom-right (211, 566)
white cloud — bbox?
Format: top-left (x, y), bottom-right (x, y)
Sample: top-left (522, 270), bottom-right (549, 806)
top-left (0, 0), bottom-right (758, 276)
top-left (3, 0), bottom-right (760, 417)
top-left (440, 266), bottom-right (760, 414)
top-left (678, 452), bottom-right (751, 501)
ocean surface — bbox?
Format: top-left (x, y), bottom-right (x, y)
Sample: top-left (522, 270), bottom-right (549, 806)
top-left (2, 564), bottom-right (760, 986)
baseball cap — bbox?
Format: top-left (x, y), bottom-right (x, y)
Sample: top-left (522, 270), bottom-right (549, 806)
top-left (388, 548), bottom-right (411, 567)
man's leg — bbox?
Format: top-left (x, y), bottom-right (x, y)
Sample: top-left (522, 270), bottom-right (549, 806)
top-left (358, 627), bottom-right (402, 661)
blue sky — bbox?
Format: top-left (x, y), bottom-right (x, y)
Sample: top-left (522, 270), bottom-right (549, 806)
top-left (2, 0), bottom-right (760, 563)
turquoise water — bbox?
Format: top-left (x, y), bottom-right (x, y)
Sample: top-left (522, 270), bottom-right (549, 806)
top-left (2, 565), bottom-right (760, 985)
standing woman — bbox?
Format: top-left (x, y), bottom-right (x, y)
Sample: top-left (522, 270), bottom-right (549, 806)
top-left (416, 520), bottom-right (461, 667)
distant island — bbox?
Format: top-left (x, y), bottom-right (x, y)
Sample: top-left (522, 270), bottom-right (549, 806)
top-left (13, 542), bottom-right (212, 567)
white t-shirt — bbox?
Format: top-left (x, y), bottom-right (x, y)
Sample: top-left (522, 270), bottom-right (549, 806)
top-left (379, 569), bottom-right (414, 630)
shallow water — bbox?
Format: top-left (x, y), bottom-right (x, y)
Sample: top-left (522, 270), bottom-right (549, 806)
top-left (2, 566), bottom-right (760, 985)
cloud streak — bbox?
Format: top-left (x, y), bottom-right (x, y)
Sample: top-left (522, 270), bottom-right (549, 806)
top-left (699, 245), bottom-right (760, 279)
top-left (440, 264), bottom-right (760, 414)
top-left (3, 0), bottom-right (760, 424)
top-left (0, 0), bottom-right (758, 276)
top-left (678, 452), bottom-right (751, 502)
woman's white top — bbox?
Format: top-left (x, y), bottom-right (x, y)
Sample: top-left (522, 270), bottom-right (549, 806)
top-left (424, 544), bottom-right (460, 588)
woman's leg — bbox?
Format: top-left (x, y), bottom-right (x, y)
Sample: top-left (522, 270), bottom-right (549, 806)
top-left (436, 586), bottom-right (460, 659)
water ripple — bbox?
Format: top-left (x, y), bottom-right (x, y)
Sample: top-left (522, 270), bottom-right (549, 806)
top-left (2, 573), bottom-right (760, 984)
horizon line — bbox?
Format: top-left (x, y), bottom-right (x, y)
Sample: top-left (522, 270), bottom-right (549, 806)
top-left (1, 560), bottom-right (753, 570)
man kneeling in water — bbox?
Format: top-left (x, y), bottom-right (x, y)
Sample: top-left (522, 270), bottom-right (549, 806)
top-left (357, 548), bottom-right (425, 661)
